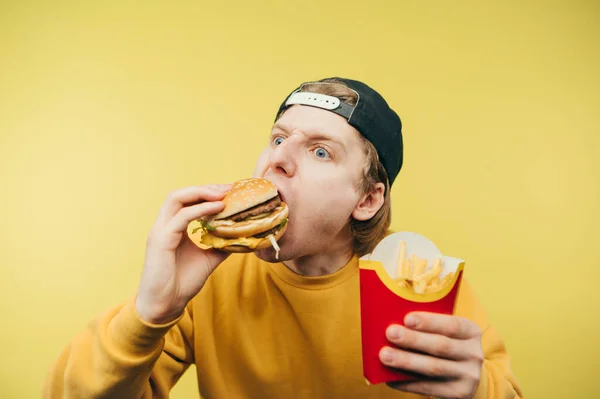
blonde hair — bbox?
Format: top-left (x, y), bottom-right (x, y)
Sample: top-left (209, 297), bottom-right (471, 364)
top-left (279, 79), bottom-right (392, 256)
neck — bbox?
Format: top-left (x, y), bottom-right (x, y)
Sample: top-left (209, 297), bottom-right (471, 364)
top-left (283, 244), bottom-right (355, 277)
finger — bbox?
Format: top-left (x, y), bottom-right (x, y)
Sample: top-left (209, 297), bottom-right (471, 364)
top-left (156, 185), bottom-right (231, 225)
top-left (404, 312), bottom-right (481, 340)
top-left (178, 237), bottom-right (231, 267)
top-left (167, 201), bottom-right (226, 234)
top-left (387, 378), bottom-right (474, 399)
top-left (387, 379), bottom-right (445, 398)
top-left (379, 346), bottom-right (462, 379)
top-left (386, 325), bottom-right (468, 361)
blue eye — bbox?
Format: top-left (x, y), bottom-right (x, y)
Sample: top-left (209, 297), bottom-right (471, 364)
top-left (314, 147), bottom-right (330, 159)
top-left (273, 136), bottom-right (285, 146)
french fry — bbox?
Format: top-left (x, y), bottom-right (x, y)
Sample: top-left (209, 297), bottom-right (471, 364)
top-left (425, 282), bottom-right (441, 293)
top-left (402, 257), bottom-right (411, 280)
top-left (404, 254), bottom-right (417, 280)
top-left (413, 279), bottom-right (427, 294)
top-left (438, 272), bottom-right (454, 289)
top-left (396, 240), bottom-right (406, 279)
top-left (414, 263), bottom-right (442, 286)
top-left (428, 258), bottom-right (442, 285)
top-left (397, 280), bottom-right (410, 289)
top-left (412, 257), bottom-right (428, 279)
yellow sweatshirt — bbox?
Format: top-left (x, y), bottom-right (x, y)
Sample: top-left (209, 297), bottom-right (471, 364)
top-left (43, 254), bottom-right (523, 399)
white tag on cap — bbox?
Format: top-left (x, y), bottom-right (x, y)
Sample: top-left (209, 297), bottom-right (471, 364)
top-left (285, 92), bottom-right (341, 110)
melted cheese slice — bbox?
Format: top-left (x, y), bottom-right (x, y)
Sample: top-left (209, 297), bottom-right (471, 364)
top-left (187, 220), bottom-right (264, 249)
top-left (199, 233), bottom-right (263, 249)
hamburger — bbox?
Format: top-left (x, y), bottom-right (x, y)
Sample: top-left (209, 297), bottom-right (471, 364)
top-left (186, 178), bottom-right (288, 257)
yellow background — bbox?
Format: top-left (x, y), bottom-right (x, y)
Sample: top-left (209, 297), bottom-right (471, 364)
top-left (1, 1), bottom-right (598, 398)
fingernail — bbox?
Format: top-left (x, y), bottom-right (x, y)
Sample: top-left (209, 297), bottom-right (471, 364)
top-left (405, 315), bottom-right (419, 328)
top-left (388, 326), bottom-right (403, 340)
top-left (380, 348), bottom-right (394, 362)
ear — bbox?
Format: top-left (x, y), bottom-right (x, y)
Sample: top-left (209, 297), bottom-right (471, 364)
top-left (352, 182), bottom-right (385, 221)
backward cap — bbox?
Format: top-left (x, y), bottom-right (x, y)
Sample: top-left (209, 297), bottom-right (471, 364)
top-left (276, 77), bottom-right (403, 186)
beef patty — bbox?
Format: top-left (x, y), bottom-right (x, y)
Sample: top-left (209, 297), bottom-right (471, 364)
top-left (220, 195), bottom-right (282, 222)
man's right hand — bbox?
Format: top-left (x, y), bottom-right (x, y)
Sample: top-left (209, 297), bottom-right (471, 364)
top-left (135, 184), bottom-right (232, 324)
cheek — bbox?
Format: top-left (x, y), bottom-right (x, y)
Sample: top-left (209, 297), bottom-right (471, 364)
top-left (296, 177), bottom-right (360, 222)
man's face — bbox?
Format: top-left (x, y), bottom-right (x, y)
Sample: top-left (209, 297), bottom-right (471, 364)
top-left (253, 104), bottom-right (367, 262)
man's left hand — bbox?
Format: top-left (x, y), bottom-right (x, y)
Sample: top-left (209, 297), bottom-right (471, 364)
top-left (380, 312), bottom-right (484, 399)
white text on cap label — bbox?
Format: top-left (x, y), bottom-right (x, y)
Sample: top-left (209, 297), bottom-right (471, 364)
top-left (285, 92), bottom-right (341, 111)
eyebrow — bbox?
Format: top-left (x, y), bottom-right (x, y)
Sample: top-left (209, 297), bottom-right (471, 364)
top-left (272, 122), bottom-right (346, 150)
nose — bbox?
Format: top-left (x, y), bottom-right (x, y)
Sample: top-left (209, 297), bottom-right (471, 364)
top-left (268, 136), bottom-right (297, 177)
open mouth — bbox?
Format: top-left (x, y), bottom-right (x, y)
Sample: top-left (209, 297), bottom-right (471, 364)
top-left (263, 178), bottom-right (286, 203)
top-left (275, 187), bottom-right (287, 204)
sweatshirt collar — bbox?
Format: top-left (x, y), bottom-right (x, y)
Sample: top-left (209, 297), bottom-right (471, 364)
top-left (267, 255), bottom-right (359, 290)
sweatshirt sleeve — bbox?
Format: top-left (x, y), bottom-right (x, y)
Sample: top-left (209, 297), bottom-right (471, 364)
top-left (454, 279), bottom-right (524, 399)
top-left (42, 296), bottom-right (195, 399)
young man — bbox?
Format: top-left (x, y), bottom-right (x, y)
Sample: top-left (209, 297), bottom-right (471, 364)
top-left (43, 78), bottom-right (523, 398)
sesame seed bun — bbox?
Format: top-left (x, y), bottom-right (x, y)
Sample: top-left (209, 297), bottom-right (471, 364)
top-left (211, 178), bottom-right (279, 220)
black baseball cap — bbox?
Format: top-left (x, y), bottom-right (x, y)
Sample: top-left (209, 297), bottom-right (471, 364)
top-left (275, 77), bottom-right (403, 186)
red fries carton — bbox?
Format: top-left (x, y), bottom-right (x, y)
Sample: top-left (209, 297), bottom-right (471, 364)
top-left (358, 232), bottom-right (465, 385)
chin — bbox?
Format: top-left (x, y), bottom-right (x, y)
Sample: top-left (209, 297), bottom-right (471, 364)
top-left (254, 248), bottom-right (283, 263)
top-left (254, 239), bottom-right (292, 263)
